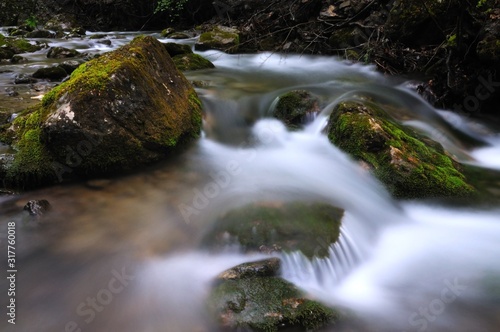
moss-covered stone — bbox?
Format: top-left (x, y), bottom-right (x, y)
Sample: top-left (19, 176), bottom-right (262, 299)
top-left (195, 26), bottom-right (240, 53)
top-left (203, 201), bottom-right (343, 259)
top-left (163, 42), bottom-right (192, 56)
top-left (327, 101), bottom-right (475, 199)
top-left (208, 260), bottom-right (339, 331)
top-left (172, 53), bottom-right (215, 71)
top-left (0, 37), bottom-right (41, 55)
top-left (273, 90), bottom-right (320, 129)
top-left (1, 36), bottom-right (203, 189)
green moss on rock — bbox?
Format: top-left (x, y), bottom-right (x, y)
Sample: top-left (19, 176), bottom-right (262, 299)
top-left (327, 101), bottom-right (475, 199)
top-left (273, 90), bottom-right (319, 129)
top-left (204, 201), bottom-right (343, 259)
top-left (172, 53), bottom-right (215, 71)
top-left (208, 260), bottom-right (339, 331)
top-left (1, 35), bottom-right (203, 190)
top-left (195, 26), bottom-right (240, 53)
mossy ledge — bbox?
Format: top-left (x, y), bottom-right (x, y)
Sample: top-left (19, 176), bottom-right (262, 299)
top-left (0, 36), bottom-right (202, 190)
top-left (327, 101), bottom-right (475, 199)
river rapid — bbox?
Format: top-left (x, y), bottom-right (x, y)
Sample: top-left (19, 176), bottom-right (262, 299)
top-left (0, 30), bottom-right (500, 332)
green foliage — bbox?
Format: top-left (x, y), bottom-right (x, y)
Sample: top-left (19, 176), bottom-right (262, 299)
top-left (476, 0), bottom-right (488, 8)
top-left (25, 15), bottom-right (38, 30)
top-left (155, 0), bottom-right (190, 21)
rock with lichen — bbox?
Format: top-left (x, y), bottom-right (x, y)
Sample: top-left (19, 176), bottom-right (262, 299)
top-left (207, 258), bottom-right (340, 331)
top-left (327, 101), bottom-right (475, 199)
top-left (0, 36), bottom-right (202, 189)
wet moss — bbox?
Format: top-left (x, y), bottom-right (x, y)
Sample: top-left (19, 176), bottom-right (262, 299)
top-left (327, 101), bottom-right (475, 199)
top-left (4, 106), bottom-right (55, 188)
top-left (204, 202), bottom-right (343, 259)
top-left (208, 276), bottom-right (339, 331)
top-left (274, 90), bottom-right (319, 129)
top-left (172, 53), bottom-right (215, 71)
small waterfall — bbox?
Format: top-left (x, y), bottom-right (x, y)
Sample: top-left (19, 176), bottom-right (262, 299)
top-left (281, 225), bottom-right (365, 289)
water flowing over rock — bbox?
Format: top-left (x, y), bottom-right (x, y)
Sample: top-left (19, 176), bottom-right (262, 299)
top-left (327, 101), bottom-right (475, 199)
top-left (203, 201), bottom-right (344, 258)
top-left (0, 36), bottom-right (202, 189)
top-left (273, 90), bottom-right (320, 129)
top-left (207, 258), bottom-right (340, 331)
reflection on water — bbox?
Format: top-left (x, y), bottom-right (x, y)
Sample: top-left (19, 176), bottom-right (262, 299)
top-left (0, 31), bottom-right (500, 332)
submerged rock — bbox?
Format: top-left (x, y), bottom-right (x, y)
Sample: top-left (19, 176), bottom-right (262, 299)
top-left (195, 26), bottom-right (240, 53)
top-left (273, 90), bottom-right (320, 129)
top-left (327, 101), bottom-right (475, 199)
top-left (208, 258), bottom-right (339, 331)
top-left (203, 201), bottom-right (343, 259)
top-left (0, 36), bottom-right (202, 189)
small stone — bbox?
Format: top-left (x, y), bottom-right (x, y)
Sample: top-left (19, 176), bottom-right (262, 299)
top-left (23, 200), bottom-right (51, 216)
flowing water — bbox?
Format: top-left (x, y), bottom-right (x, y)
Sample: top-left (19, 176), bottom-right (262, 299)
top-left (1, 31), bottom-right (500, 332)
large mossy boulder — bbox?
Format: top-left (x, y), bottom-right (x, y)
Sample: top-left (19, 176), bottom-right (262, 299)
top-left (0, 36), bottom-right (202, 189)
top-left (327, 101), bottom-right (475, 199)
top-left (273, 90), bottom-right (320, 129)
top-left (208, 258), bottom-right (339, 331)
top-left (195, 26), bottom-right (240, 53)
top-left (203, 202), bottom-right (343, 259)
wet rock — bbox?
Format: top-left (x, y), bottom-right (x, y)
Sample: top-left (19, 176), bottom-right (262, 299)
top-left (1, 37), bottom-right (41, 54)
top-left (160, 28), bottom-right (175, 37)
top-left (195, 26), bottom-right (240, 53)
top-left (14, 74), bottom-right (36, 84)
top-left (10, 55), bottom-right (28, 64)
top-left (5, 87), bottom-right (19, 97)
top-left (163, 42), bottom-right (192, 57)
top-left (217, 258), bottom-right (281, 281)
top-left (172, 53), bottom-right (215, 71)
top-left (26, 30), bottom-right (56, 39)
top-left (327, 101), bottom-right (475, 199)
top-left (32, 66), bottom-right (68, 80)
top-left (9, 29), bottom-right (28, 37)
top-left (89, 34), bottom-right (108, 40)
top-left (0, 48), bottom-right (15, 60)
top-left (1, 36), bottom-right (202, 189)
top-left (23, 199), bottom-right (51, 216)
top-left (167, 32), bottom-right (191, 40)
top-left (208, 259), bottom-right (339, 331)
top-left (203, 201), bottom-right (343, 259)
top-left (58, 60), bottom-right (83, 75)
top-left (47, 46), bottom-right (80, 59)
top-left (273, 90), bottom-right (320, 129)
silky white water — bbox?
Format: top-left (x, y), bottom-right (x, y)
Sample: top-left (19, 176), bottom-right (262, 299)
top-left (0, 32), bottom-right (499, 332)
